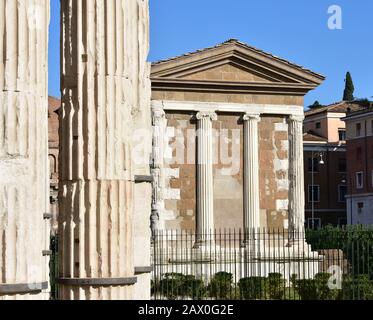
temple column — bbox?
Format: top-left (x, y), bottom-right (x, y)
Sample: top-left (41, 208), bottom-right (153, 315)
top-left (288, 115), bottom-right (305, 235)
top-left (151, 106), bottom-right (167, 236)
top-left (196, 111), bottom-right (217, 243)
top-left (0, 0), bottom-right (50, 300)
top-left (59, 0), bottom-right (151, 300)
top-left (243, 114), bottom-right (261, 236)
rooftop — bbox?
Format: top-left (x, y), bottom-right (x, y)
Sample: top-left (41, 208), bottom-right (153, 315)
top-left (305, 100), bottom-right (370, 117)
top-left (303, 131), bottom-right (328, 143)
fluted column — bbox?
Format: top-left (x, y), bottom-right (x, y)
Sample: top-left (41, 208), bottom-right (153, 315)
top-left (288, 115), bottom-right (305, 235)
top-left (243, 114), bottom-right (261, 235)
top-left (0, 1), bottom-right (50, 300)
top-left (151, 107), bottom-right (166, 235)
top-left (196, 111), bottom-right (217, 243)
top-left (60, 0), bottom-right (151, 300)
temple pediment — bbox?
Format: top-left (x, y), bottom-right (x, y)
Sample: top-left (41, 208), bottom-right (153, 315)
top-left (151, 39), bottom-right (325, 95)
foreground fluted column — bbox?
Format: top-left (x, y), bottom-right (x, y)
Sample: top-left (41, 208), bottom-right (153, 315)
top-left (0, 1), bottom-right (50, 300)
top-left (243, 114), bottom-right (261, 237)
top-left (196, 112), bottom-right (217, 243)
top-left (60, 0), bottom-right (151, 300)
top-left (288, 115), bottom-right (305, 236)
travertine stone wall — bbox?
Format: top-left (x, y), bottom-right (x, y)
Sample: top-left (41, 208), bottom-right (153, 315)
top-left (213, 114), bottom-right (243, 231)
top-left (162, 112), bottom-right (196, 230)
top-left (60, 0), bottom-right (151, 300)
top-left (0, 0), bottom-right (50, 300)
top-left (259, 116), bottom-right (290, 229)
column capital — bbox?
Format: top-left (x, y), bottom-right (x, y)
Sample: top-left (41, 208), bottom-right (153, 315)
top-left (243, 113), bottom-right (261, 122)
top-left (288, 114), bottom-right (305, 123)
top-left (152, 107), bottom-right (166, 120)
top-left (196, 111), bottom-right (218, 121)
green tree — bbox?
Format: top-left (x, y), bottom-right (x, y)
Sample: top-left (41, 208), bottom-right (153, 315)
top-left (308, 101), bottom-right (322, 109)
top-left (343, 72), bottom-right (355, 101)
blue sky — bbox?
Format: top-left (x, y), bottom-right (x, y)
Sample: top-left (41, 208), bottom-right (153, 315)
top-left (49, 0), bottom-right (373, 107)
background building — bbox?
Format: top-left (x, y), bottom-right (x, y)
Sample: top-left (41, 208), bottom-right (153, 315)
top-left (343, 105), bottom-right (373, 225)
top-left (303, 101), bottom-right (367, 228)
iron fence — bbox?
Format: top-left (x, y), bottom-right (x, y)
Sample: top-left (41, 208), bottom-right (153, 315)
top-left (151, 228), bottom-right (373, 300)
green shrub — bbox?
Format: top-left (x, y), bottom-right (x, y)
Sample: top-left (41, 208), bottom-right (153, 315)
top-left (159, 273), bottom-right (187, 300)
top-left (341, 275), bottom-right (373, 300)
top-left (207, 272), bottom-right (234, 300)
top-left (238, 277), bottom-right (267, 300)
top-left (306, 225), bottom-right (373, 279)
top-left (267, 273), bottom-right (286, 300)
top-left (158, 273), bottom-right (205, 300)
top-left (291, 273), bottom-right (339, 300)
top-left (183, 275), bottom-right (206, 299)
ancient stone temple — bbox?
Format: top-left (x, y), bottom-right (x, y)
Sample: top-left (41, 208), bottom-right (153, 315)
top-left (150, 40), bottom-right (325, 282)
top-left (59, 0), bottom-right (152, 300)
top-left (151, 39), bottom-right (325, 235)
top-left (0, 0), bottom-right (51, 300)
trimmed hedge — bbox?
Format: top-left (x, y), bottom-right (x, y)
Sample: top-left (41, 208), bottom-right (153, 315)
top-left (157, 273), bottom-right (205, 300)
top-left (154, 271), bottom-right (373, 300)
top-left (207, 272), bottom-right (234, 300)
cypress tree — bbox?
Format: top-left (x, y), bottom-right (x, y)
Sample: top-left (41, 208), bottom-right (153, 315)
top-left (343, 72), bottom-right (355, 101)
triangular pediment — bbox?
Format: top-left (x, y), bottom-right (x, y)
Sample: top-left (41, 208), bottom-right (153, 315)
top-left (151, 39), bottom-right (325, 93)
top-left (179, 62), bottom-right (274, 83)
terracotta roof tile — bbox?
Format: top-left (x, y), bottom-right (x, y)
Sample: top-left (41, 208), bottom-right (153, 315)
top-left (303, 131), bottom-right (328, 142)
top-left (305, 101), bottom-right (368, 117)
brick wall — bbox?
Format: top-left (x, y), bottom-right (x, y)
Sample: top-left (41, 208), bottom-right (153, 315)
top-left (160, 112), bottom-right (290, 231)
top-left (259, 116), bottom-right (289, 229)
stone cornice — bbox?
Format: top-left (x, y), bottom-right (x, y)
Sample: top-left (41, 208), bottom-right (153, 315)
top-left (151, 77), bottom-right (317, 95)
top-left (152, 100), bottom-right (304, 116)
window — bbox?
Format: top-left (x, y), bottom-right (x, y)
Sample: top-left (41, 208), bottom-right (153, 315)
top-left (356, 123), bottom-right (362, 137)
top-left (357, 202), bottom-right (364, 214)
top-left (338, 129), bottom-right (346, 141)
top-left (338, 185), bottom-right (347, 202)
top-left (356, 172), bottom-right (364, 189)
top-left (357, 147), bottom-right (362, 161)
top-left (338, 158), bottom-right (347, 173)
top-left (316, 122), bottom-right (321, 129)
top-left (307, 218), bottom-right (321, 230)
top-left (308, 185), bottom-right (320, 202)
top-left (371, 170), bottom-right (373, 187)
top-left (308, 158), bottom-right (319, 172)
